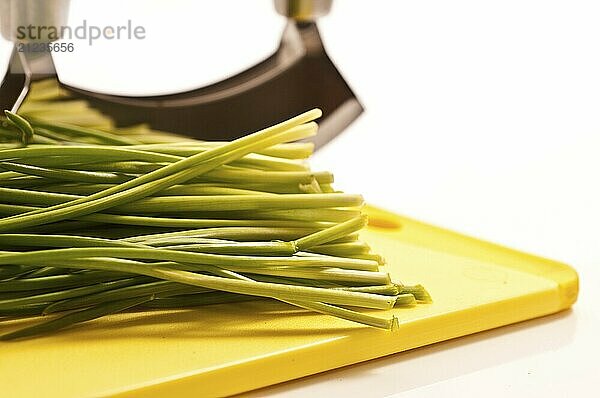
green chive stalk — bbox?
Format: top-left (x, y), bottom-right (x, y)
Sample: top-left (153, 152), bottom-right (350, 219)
top-left (0, 89), bottom-right (430, 339)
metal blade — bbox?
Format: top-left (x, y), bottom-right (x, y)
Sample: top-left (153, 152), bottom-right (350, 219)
top-left (64, 21), bottom-right (363, 148)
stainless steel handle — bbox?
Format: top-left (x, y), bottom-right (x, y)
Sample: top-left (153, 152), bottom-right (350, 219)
top-left (274, 0), bottom-right (332, 21)
top-left (0, 0), bottom-right (70, 42)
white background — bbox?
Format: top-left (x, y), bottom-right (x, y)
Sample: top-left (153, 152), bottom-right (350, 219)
top-left (1, 1), bottom-right (599, 397)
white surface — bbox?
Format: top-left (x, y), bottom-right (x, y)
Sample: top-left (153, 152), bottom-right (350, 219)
top-left (1, 1), bottom-right (599, 397)
top-left (51, 0), bottom-right (284, 95)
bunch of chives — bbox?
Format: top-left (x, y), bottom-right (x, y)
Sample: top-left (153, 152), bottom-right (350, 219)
top-left (0, 82), bottom-right (430, 340)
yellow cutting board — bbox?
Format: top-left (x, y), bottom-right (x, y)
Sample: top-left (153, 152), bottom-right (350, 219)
top-left (0, 206), bottom-right (578, 398)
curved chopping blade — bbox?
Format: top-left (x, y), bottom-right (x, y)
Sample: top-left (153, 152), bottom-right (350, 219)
top-left (63, 21), bottom-right (363, 148)
top-left (1, 21), bottom-right (362, 148)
